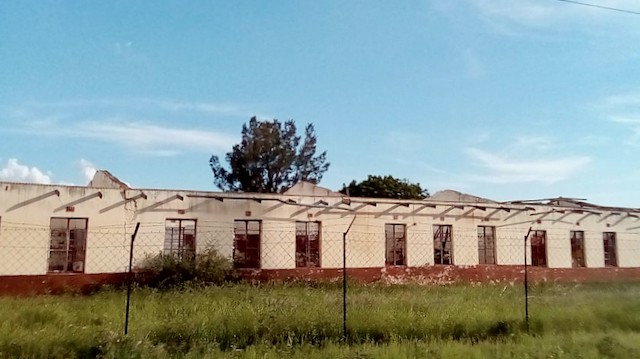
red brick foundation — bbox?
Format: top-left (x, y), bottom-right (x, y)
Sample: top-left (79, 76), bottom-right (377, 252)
top-left (1, 266), bottom-right (640, 296)
top-left (0, 273), bottom-right (129, 296)
top-left (237, 265), bottom-right (640, 285)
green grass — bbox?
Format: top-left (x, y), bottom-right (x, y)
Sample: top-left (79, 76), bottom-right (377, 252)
top-left (0, 282), bottom-right (639, 358)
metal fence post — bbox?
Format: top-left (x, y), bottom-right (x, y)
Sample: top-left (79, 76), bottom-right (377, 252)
top-left (524, 227), bottom-right (532, 333)
top-left (124, 222), bottom-right (141, 335)
top-left (342, 231), bottom-right (347, 340)
top-left (342, 215), bottom-right (357, 341)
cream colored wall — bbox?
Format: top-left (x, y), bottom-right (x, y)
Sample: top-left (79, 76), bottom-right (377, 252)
top-left (1, 181), bottom-right (640, 276)
top-left (0, 183), bottom-right (129, 275)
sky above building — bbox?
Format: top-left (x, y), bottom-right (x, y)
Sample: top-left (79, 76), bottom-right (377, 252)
top-left (1, 1), bottom-right (640, 206)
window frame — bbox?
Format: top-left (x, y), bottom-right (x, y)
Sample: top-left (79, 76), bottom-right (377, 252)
top-left (295, 221), bottom-right (321, 268)
top-left (234, 220), bottom-right (262, 269)
top-left (570, 230), bottom-right (586, 268)
top-left (48, 217), bottom-right (88, 273)
top-left (530, 230), bottom-right (547, 267)
top-left (477, 226), bottom-right (496, 265)
top-left (433, 224), bottom-right (453, 265)
top-left (164, 219), bottom-right (197, 259)
top-left (385, 223), bottom-right (407, 266)
top-left (603, 232), bottom-right (617, 267)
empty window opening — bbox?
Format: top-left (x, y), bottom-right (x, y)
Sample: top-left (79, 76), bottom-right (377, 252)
top-left (530, 230), bottom-right (547, 267)
top-left (433, 225), bottom-right (453, 265)
top-left (477, 226), bottom-right (496, 265)
top-left (385, 224), bottom-right (406, 266)
top-left (48, 218), bottom-right (88, 273)
top-left (603, 232), bottom-right (617, 267)
top-left (570, 231), bottom-right (585, 268)
top-left (234, 220), bottom-right (261, 268)
top-left (164, 219), bottom-right (196, 259)
top-left (296, 221), bottom-right (321, 268)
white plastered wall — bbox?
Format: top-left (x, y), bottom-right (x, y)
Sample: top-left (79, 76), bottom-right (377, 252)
top-left (1, 181), bottom-right (640, 275)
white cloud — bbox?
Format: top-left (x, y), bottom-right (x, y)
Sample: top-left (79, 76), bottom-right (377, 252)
top-left (14, 118), bottom-right (237, 156)
top-left (466, 148), bottom-right (591, 184)
top-left (5, 98), bottom-right (276, 156)
top-left (0, 159), bottom-right (52, 184)
top-left (600, 90), bottom-right (640, 146)
top-left (578, 135), bottom-right (610, 146)
top-left (512, 135), bottom-right (553, 151)
top-left (470, 0), bottom-right (640, 31)
top-left (471, 0), bottom-right (558, 26)
top-left (78, 121), bottom-right (237, 154)
top-left (603, 92), bottom-right (640, 107)
top-left (608, 115), bottom-right (640, 124)
top-left (22, 98), bottom-right (272, 119)
top-left (79, 159), bottom-right (97, 183)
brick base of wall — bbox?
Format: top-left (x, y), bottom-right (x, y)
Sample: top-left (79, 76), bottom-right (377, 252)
top-left (1, 266), bottom-right (640, 296)
top-left (0, 273), bottom-right (129, 296)
top-left (237, 265), bottom-right (640, 285)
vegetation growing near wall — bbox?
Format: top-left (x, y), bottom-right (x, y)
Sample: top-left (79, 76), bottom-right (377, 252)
top-left (137, 248), bottom-right (235, 288)
top-left (210, 117), bottom-right (330, 193)
top-left (341, 175), bottom-right (430, 199)
top-left (0, 283), bottom-right (639, 358)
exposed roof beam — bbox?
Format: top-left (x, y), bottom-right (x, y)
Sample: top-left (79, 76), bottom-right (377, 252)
top-left (137, 193), bottom-right (185, 214)
top-left (599, 212), bottom-right (622, 223)
top-left (7, 189), bottom-right (61, 212)
top-left (53, 191), bottom-right (104, 213)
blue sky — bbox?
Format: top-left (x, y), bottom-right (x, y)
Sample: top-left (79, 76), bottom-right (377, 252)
top-left (2, 0), bottom-right (640, 206)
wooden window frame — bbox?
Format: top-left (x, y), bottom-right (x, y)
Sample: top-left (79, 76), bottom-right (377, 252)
top-left (295, 221), bottom-right (321, 268)
top-left (530, 230), bottom-right (547, 267)
top-left (477, 226), bottom-right (496, 265)
top-left (164, 219), bottom-right (197, 259)
top-left (48, 217), bottom-right (88, 273)
top-left (603, 232), bottom-right (617, 267)
top-left (385, 223), bottom-right (407, 266)
top-left (234, 220), bottom-right (262, 269)
top-left (570, 230), bottom-right (586, 268)
top-left (433, 224), bottom-right (453, 265)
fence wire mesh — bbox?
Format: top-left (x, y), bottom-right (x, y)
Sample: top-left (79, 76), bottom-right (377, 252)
top-left (1, 220), bottom-right (640, 340)
top-left (1, 221), bottom-right (640, 276)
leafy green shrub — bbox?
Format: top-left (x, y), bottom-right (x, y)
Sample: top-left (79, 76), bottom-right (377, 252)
top-left (137, 248), bottom-right (235, 288)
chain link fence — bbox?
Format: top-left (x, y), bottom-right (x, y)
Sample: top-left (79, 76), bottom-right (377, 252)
top-left (1, 220), bottom-right (640, 337)
top-left (1, 220), bottom-right (639, 276)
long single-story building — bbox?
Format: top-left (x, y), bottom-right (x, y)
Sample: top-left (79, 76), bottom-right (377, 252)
top-left (1, 170), bottom-right (639, 293)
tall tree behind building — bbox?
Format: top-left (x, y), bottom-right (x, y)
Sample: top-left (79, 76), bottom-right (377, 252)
top-left (210, 117), bottom-right (330, 193)
top-left (340, 175), bottom-right (429, 200)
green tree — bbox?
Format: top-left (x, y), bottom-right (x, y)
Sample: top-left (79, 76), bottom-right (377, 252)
top-left (210, 117), bottom-right (330, 193)
top-left (340, 175), bottom-right (429, 200)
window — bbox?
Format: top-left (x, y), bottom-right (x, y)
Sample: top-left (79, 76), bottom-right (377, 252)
top-left (530, 230), bottom-right (547, 267)
top-left (164, 219), bottom-right (196, 258)
top-left (296, 221), bottom-right (320, 268)
top-left (48, 218), bottom-right (88, 273)
top-left (385, 224), bottom-right (406, 266)
top-left (477, 226), bottom-right (496, 265)
top-left (234, 220), bottom-right (261, 268)
top-left (570, 231), bottom-right (585, 268)
top-left (433, 225), bottom-right (453, 265)
top-left (603, 232), bottom-right (617, 267)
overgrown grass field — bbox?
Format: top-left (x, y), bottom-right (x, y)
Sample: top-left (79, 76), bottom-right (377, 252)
top-left (1, 282), bottom-right (639, 358)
